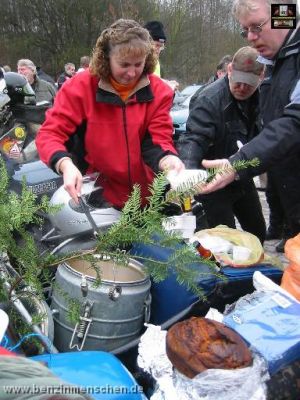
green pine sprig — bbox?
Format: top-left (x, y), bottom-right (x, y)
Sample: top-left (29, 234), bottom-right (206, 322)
top-left (166, 158), bottom-right (260, 202)
top-left (0, 157), bottom-right (55, 306)
top-left (0, 156), bottom-right (259, 331)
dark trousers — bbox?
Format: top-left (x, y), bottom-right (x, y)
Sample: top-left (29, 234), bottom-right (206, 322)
top-left (266, 172), bottom-right (291, 237)
top-left (268, 155), bottom-right (300, 237)
top-left (196, 180), bottom-right (266, 244)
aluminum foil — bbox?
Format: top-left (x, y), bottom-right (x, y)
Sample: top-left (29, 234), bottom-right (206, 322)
top-left (138, 323), bottom-right (269, 400)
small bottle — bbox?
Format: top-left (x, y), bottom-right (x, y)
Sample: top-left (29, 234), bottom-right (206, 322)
top-left (181, 196), bottom-right (192, 213)
top-left (190, 238), bottom-right (213, 260)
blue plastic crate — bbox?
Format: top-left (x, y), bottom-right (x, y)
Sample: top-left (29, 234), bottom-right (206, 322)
top-left (31, 351), bottom-right (145, 399)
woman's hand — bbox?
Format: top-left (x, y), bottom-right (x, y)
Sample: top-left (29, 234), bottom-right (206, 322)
top-left (59, 158), bottom-right (83, 203)
top-left (159, 155), bottom-right (185, 173)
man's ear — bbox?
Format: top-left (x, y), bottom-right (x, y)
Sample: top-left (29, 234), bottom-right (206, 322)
top-left (227, 63), bottom-right (233, 77)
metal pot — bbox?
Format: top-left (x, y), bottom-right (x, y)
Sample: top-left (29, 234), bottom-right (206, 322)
top-left (51, 257), bottom-right (151, 352)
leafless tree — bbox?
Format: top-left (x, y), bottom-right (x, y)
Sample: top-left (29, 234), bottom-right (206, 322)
top-left (0, 0), bottom-right (244, 84)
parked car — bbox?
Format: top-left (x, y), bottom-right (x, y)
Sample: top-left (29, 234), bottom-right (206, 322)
top-left (173, 84), bottom-right (202, 107)
top-left (181, 84), bottom-right (202, 97)
top-left (171, 86), bottom-right (202, 140)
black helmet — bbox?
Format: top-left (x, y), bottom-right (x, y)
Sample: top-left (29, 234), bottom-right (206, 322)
top-left (3, 72), bottom-right (35, 105)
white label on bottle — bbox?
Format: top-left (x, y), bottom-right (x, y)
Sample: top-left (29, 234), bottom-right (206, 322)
top-left (272, 293), bottom-right (292, 308)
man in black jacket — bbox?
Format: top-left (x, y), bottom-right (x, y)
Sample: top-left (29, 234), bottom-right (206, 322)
top-left (178, 46), bottom-right (266, 243)
top-left (199, 0), bottom-right (300, 240)
top-left (57, 62), bottom-right (76, 90)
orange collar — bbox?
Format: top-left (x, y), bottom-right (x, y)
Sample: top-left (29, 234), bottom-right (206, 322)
top-left (109, 76), bottom-right (139, 101)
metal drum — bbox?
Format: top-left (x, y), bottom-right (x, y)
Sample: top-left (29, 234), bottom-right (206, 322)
top-left (51, 257), bottom-right (151, 352)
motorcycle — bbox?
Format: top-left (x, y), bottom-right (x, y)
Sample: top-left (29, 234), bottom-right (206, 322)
top-left (0, 71), bottom-right (63, 197)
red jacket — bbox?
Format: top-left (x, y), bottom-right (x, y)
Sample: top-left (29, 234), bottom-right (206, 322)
top-left (36, 71), bottom-right (177, 208)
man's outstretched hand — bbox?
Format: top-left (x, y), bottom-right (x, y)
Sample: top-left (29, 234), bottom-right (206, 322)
top-left (198, 159), bottom-right (237, 194)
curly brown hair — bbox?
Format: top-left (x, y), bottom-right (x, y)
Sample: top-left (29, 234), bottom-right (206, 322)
top-left (90, 19), bottom-right (157, 79)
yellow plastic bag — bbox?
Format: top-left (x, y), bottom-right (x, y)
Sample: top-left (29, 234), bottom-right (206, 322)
top-left (281, 234), bottom-right (300, 301)
top-left (195, 225), bottom-right (264, 267)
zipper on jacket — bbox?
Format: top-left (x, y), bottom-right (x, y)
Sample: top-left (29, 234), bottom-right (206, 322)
top-left (121, 105), bottom-right (133, 194)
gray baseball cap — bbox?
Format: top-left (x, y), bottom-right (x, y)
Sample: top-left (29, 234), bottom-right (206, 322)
top-left (231, 46), bottom-right (264, 86)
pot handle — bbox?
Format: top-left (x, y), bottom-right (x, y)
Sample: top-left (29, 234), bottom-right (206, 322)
top-left (144, 293), bottom-right (152, 323)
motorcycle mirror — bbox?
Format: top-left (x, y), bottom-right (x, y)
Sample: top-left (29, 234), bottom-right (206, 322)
top-left (0, 77), bottom-right (10, 108)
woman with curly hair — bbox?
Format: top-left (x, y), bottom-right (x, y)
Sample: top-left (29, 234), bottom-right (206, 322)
top-left (36, 19), bottom-right (183, 208)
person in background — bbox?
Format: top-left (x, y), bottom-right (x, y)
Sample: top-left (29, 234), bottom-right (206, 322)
top-left (198, 0), bottom-right (300, 246)
top-left (207, 54), bottom-right (233, 83)
top-left (77, 56), bottom-right (90, 73)
top-left (36, 19), bottom-right (184, 209)
top-left (57, 62), bottom-right (76, 89)
top-left (17, 59), bottom-right (56, 103)
top-left (178, 46), bottom-right (266, 243)
top-left (189, 54), bottom-right (233, 111)
top-left (3, 65), bottom-right (11, 72)
top-left (144, 20), bottom-right (179, 91)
